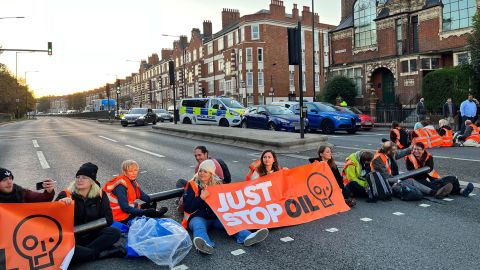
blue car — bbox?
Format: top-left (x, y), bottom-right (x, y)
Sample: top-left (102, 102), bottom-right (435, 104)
top-left (241, 105), bottom-right (309, 132)
top-left (289, 102), bottom-right (360, 134)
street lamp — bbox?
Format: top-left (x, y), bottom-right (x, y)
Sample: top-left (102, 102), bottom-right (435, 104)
top-left (25, 70), bottom-right (39, 118)
top-left (270, 63), bottom-right (277, 103)
top-left (0, 16), bottom-right (25, 19)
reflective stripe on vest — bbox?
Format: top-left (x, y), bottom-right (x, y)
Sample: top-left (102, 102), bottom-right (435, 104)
top-left (391, 128), bottom-right (404, 149)
top-left (245, 160), bottom-right (261, 181)
top-left (182, 179), bottom-right (200, 229)
top-left (341, 159), bottom-right (355, 185)
top-left (441, 128), bottom-right (454, 147)
top-left (412, 128), bottom-right (430, 148)
top-left (103, 175), bottom-right (141, 222)
top-left (371, 152), bottom-right (391, 175)
top-left (467, 124), bottom-right (480, 143)
top-left (425, 129), bottom-right (443, 148)
top-left (406, 154), bottom-right (440, 179)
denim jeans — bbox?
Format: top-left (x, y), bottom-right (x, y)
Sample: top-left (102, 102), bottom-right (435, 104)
top-left (189, 216), bottom-right (251, 247)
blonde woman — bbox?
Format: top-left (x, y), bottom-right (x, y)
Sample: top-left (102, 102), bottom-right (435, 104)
top-left (182, 159), bottom-right (269, 255)
top-left (56, 162), bottom-right (125, 264)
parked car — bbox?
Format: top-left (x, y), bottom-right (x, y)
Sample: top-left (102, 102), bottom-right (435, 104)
top-left (289, 102), bottom-right (361, 134)
top-left (153, 109), bottom-right (173, 122)
top-left (336, 106), bottom-right (374, 131)
top-left (120, 108), bottom-right (157, 127)
top-left (241, 105), bottom-right (309, 132)
top-left (179, 97), bottom-right (245, 127)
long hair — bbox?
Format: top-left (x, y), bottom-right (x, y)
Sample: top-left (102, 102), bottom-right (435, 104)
top-left (67, 178), bottom-right (101, 199)
top-left (317, 145), bottom-right (337, 169)
top-left (257, 150), bottom-right (280, 177)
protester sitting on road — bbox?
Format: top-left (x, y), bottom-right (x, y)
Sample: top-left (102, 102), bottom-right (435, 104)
top-left (343, 151), bottom-right (374, 198)
top-left (371, 141), bottom-right (452, 198)
top-left (248, 150), bottom-right (283, 181)
top-left (455, 120), bottom-right (480, 147)
top-left (183, 159), bottom-right (269, 254)
top-left (405, 143), bottom-right (474, 197)
top-left (57, 162), bottom-right (125, 263)
top-left (104, 160), bottom-right (168, 223)
top-left (413, 121), bottom-right (423, 130)
top-left (0, 167), bottom-right (56, 203)
top-left (390, 121), bottom-right (409, 149)
top-left (438, 119), bottom-right (454, 147)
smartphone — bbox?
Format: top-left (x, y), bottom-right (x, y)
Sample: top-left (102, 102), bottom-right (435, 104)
top-left (35, 181), bottom-right (44, 190)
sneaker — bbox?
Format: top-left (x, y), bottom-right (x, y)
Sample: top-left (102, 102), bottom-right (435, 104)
top-left (244, 228), bottom-right (269, 247)
top-left (435, 183), bottom-right (453, 199)
top-left (345, 198), bottom-right (356, 207)
top-left (193, 237), bottom-right (214, 255)
top-left (462, 183), bottom-right (474, 197)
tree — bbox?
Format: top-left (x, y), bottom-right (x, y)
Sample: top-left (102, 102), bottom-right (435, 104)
top-left (37, 96), bottom-right (51, 113)
top-left (467, 12), bottom-right (480, 97)
top-left (322, 75), bottom-right (357, 105)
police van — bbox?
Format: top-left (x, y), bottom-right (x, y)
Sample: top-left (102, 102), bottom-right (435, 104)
top-left (179, 97), bottom-right (246, 127)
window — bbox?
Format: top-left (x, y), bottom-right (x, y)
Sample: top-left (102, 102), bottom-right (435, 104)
top-left (219, 79), bottom-right (225, 92)
top-left (442, 0), bottom-right (477, 31)
top-left (228, 33), bottom-right (233, 47)
top-left (240, 28), bottom-right (244, 42)
top-left (208, 81), bottom-right (214, 93)
top-left (239, 50), bottom-right (243, 64)
top-left (396, 19), bottom-right (403, 55)
top-left (354, 0), bottom-right (377, 47)
top-left (421, 57), bottom-right (441, 70)
top-left (401, 59), bottom-right (418, 73)
top-left (258, 95), bottom-right (264, 105)
top-left (246, 48), bottom-right (253, 62)
top-left (199, 47), bottom-right (203, 58)
top-left (411, 16), bottom-right (419, 53)
top-left (218, 59), bottom-right (224, 72)
top-left (193, 50), bottom-right (197, 61)
top-left (225, 61), bottom-right (231, 76)
top-left (331, 67), bottom-right (363, 96)
top-left (208, 62), bottom-right (214, 74)
top-left (251, 24), bottom-right (260, 40)
top-left (217, 38), bottom-right (224, 51)
top-left (315, 72), bottom-right (319, 88)
top-left (246, 72), bottom-right (253, 87)
top-left (454, 52), bottom-right (471, 65)
top-left (289, 72), bottom-right (295, 87)
top-left (247, 96), bottom-right (254, 107)
top-left (314, 32), bottom-right (319, 51)
top-left (207, 43), bottom-right (213, 55)
top-left (258, 71), bottom-right (264, 87)
top-left (257, 48), bottom-right (263, 62)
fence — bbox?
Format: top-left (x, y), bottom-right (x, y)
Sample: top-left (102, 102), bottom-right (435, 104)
top-left (0, 113), bottom-right (13, 122)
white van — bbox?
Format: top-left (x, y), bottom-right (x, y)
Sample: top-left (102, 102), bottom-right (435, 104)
top-left (179, 97), bottom-right (246, 127)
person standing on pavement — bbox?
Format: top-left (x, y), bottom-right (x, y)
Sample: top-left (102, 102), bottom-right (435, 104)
top-left (57, 162), bottom-right (125, 264)
top-left (103, 160), bottom-right (168, 223)
top-left (0, 168), bottom-right (56, 203)
top-left (459, 94), bottom-right (479, 132)
top-left (183, 160), bottom-right (269, 255)
top-left (342, 151), bottom-right (374, 198)
top-left (443, 98), bottom-right (457, 131)
top-left (416, 98), bottom-right (426, 121)
top-left (248, 150), bottom-right (283, 181)
top-left (405, 143), bottom-right (474, 197)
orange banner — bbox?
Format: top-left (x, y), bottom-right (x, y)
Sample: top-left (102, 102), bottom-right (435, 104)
top-left (205, 162), bottom-right (350, 235)
top-left (0, 202), bottom-right (75, 270)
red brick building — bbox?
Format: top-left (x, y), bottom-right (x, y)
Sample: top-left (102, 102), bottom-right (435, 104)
top-left (329, 0), bottom-right (479, 106)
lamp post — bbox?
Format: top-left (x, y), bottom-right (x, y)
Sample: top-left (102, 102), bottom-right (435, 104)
top-left (24, 70), bottom-right (39, 118)
top-left (311, 0), bottom-right (316, 102)
top-left (0, 16), bottom-right (25, 19)
top-left (270, 63), bottom-right (277, 103)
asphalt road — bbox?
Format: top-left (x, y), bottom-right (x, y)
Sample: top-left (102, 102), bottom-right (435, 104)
top-left (0, 118), bottom-right (479, 270)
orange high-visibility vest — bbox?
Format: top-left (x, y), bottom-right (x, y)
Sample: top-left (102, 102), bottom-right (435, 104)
top-left (182, 179), bottom-right (199, 229)
top-left (412, 128), bottom-right (430, 148)
top-left (245, 160), bottom-right (261, 181)
top-left (391, 128), bottom-right (404, 149)
top-left (103, 175), bottom-right (141, 222)
top-left (405, 153), bottom-right (440, 179)
top-left (371, 152), bottom-right (391, 175)
top-left (341, 159), bottom-right (355, 185)
top-left (425, 128), bottom-right (443, 148)
top-left (466, 124), bottom-right (480, 143)
top-left (441, 128), bottom-right (454, 147)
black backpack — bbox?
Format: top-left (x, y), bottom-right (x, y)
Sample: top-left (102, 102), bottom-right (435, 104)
top-left (367, 172), bottom-right (393, 202)
top-left (392, 180), bottom-right (424, 201)
top-left (216, 158), bottom-right (231, 184)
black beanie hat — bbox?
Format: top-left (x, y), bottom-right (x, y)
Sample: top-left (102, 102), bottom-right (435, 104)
top-left (76, 162), bottom-right (100, 187)
top-left (0, 168), bottom-right (13, 181)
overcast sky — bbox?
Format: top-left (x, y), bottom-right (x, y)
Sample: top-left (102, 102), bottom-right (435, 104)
top-left (0, 0), bottom-right (340, 97)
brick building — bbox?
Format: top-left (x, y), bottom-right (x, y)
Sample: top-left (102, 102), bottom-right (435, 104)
top-left (329, 0), bottom-right (479, 107)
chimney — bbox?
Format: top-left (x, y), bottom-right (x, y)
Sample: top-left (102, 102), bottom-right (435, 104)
top-left (221, 8), bottom-right (240, 29)
top-left (161, 48), bottom-right (173, 60)
top-left (292, 3), bottom-right (299, 19)
top-left (179, 35), bottom-right (189, 50)
top-left (269, 0), bottom-right (285, 18)
top-left (203, 20), bottom-right (212, 39)
top-left (302, 6), bottom-right (312, 23)
top-left (148, 54), bottom-right (159, 65)
top-left (191, 28), bottom-right (201, 38)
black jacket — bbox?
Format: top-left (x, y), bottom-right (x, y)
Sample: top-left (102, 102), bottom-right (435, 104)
top-left (56, 190), bottom-right (114, 226)
top-left (405, 153), bottom-right (435, 181)
top-left (443, 102), bottom-right (457, 118)
top-left (183, 181), bottom-right (217, 221)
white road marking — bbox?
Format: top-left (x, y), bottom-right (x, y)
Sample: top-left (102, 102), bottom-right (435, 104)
top-left (282, 154), bottom-right (310, 160)
top-left (140, 171), bottom-right (147, 174)
top-left (32, 140), bottom-right (39, 148)
top-left (443, 198), bottom-right (454, 202)
top-left (233, 160), bottom-right (239, 163)
top-left (335, 145), bottom-right (376, 151)
top-left (459, 181), bottom-right (480, 188)
top-left (167, 169), bottom-right (173, 171)
top-left (172, 265), bottom-right (188, 270)
top-left (470, 193), bottom-right (476, 196)
top-left (360, 218), bottom-right (372, 222)
top-left (248, 152), bottom-right (261, 157)
top-left (99, 135), bottom-right (118, 142)
top-left (36, 151), bottom-right (50, 169)
top-left (251, 158), bottom-right (257, 161)
top-left (125, 145), bottom-right (165, 158)
top-left (419, 204), bottom-right (431, 208)
top-left (325, 228), bottom-right (339, 233)
top-left (231, 249), bottom-right (246, 256)
top-left (280, 237), bottom-right (294, 242)
top-left (393, 212), bottom-right (405, 216)
top-left (189, 165), bottom-right (195, 168)
top-left (434, 156), bottom-right (480, 163)
top-left (112, 174), bottom-right (118, 177)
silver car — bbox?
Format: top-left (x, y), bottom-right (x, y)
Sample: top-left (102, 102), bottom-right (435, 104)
top-left (153, 109), bottom-right (173, 122)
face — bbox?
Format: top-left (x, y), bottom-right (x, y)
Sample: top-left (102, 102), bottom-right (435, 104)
top-left (0, 176), bottom-right (14, 193)
top-left (75, 175), bottom-right (93, 191)
top-left (198, 169), bottom-right (212, 184)
top-left (447, 98), bottom-right (452, 103)
top-left (468, 95), bottom-right (473, 101)
top-left (320, 147), bottom-right (332, 161)
top-left (123, 166), bottom-right (139, 180)
top-left (412, 146), bottom-right (424, 158)
top-left (194, 149), bottom-right (208, 164)
top-left (262, 152), bottom-right (275, 167)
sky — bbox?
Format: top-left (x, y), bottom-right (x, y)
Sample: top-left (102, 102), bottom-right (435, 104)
top-left (0, 0), bottom-right (340, 98)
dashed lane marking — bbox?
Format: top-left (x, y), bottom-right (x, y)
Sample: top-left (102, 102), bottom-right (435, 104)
top-left (231, 249), bottom-right (246, 256)
top-left (325, 228), bottom-right (339, 233)
top-left (99, 135), bottom-right (118, 142)
top-left (32, 140), bottom-right (39, 148)
top-left (112, 174), bottom-right (118, 177)
top-left (470, 193), bottom-right (476, 196)
top-left (172, 264), bottom-right (188, 270)
top-left (393, 212), bottom-right (405, 216)
top-left (36, 151), bottom-right (50, 169)
top-left (434, 156), bottom-right (480, 163)
top-left (443, 198), bottom-right (454, 202)
top-left (167, 169), bottom-right (173, 171)
top-left (280, 237), bottom-right (294, 242)
top-left (360, 218), bottom-right (372, 222)
top-left (419, 204), bottom-right (431, 208)
top-left (140, 171), bottom-right (147, 174)
top-left (233, 161), bottom-right (239, 163)
top-left (125, 145), bottom-right (165, 158)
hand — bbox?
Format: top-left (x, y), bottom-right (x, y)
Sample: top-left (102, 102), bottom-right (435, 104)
top-left (200, 188), bottom-right (210, 200)
top-left (143, 208), bottom-right (157, 217)
top-left (59, 197), bottom-right (73, 205)
top-left (43, 179), bottom-right (56, 193)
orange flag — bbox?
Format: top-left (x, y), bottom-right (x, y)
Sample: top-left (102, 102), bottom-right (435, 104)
top-left (0, 202), bottom-right (75, 270)
top-left (205, 162), bottom-right (350, 235)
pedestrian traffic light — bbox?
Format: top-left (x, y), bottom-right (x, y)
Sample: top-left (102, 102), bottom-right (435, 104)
top-left (47, 42), bottom-right (52, 55)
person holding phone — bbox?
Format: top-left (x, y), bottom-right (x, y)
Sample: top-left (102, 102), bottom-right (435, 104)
top-left (0, 167), bottom-right (56, 203)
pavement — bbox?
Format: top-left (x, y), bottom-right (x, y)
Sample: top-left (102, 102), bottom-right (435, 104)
top-left (0, 118), bottom-right (479, 270)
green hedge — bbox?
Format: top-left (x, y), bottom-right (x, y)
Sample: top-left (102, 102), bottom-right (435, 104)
top-left (422, 66), bottom-right (473, 112)
top-left (322, 76), bottom-right (357, 105)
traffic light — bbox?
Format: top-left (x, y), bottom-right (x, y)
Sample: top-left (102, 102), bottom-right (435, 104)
top-left (47, 42), bottom-right (52, 55)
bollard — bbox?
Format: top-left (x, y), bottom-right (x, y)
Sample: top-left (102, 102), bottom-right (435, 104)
top-left (74, 218), bottom-right (107, 235)
top-left (148, 188), bottom-right (184, 202)
top-left (389, 167), bottom-right (430, 182)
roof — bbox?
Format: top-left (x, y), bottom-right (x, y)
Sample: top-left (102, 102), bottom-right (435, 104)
top-left (424, 0), bottom-right (442, 8)
top-left (203, 21), bottom-right (240, 43)
top-left (330, 15), bottom-right (353, 32)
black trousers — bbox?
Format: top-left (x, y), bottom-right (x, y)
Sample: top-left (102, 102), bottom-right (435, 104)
top-left (435, 176), bottom-right (461, 195)
top-left (346, 181), bottom-right (368, 198)
top-left (72, 227), bottom-right (121, 263)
